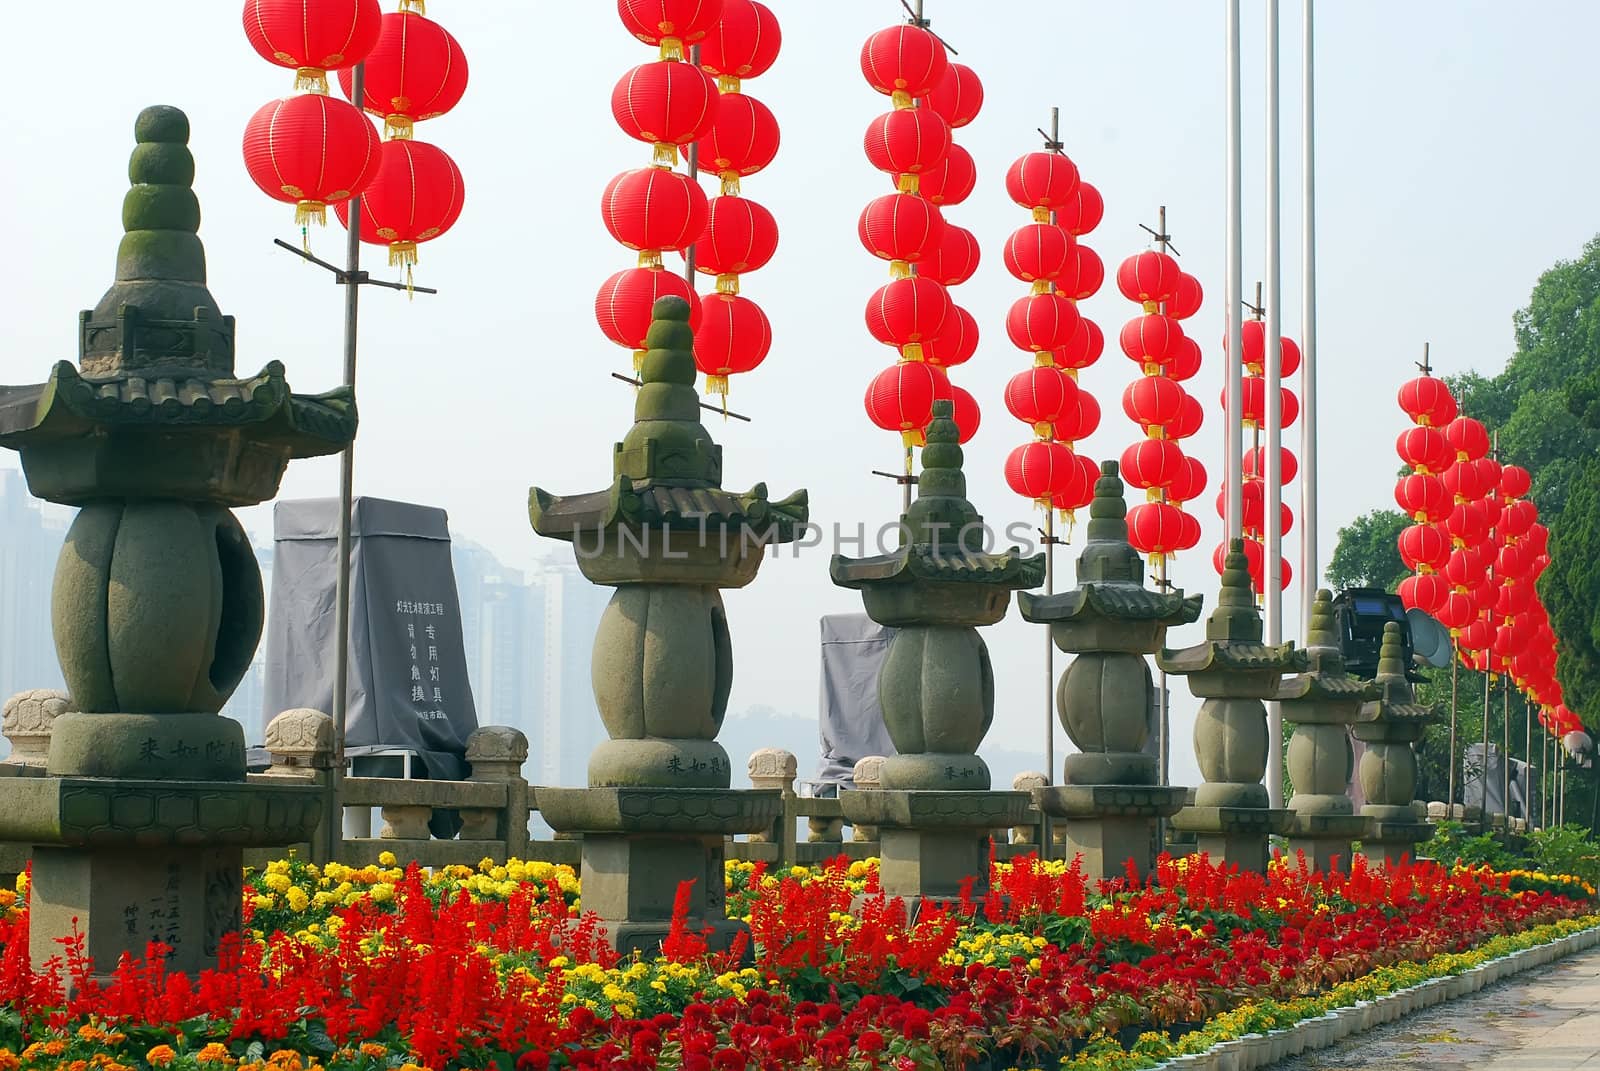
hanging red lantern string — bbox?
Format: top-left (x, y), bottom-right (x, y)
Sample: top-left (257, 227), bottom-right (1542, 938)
top-left (1001, 129), bottom-right (1100, 531)
top-left (858, 18), bottom-right (957, 456)
top-left (687, 0), bottom-right (781, 401)
top-left (596, 2), bottom-right (722, 373)
top-left (244, 0), bottom-right (382, 94)
top-left (1394, 360), bottom-right (1461, 622)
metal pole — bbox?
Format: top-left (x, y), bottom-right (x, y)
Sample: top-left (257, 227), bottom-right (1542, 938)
top-left (1502, 677), bottom-right (1511, 826)
top-left (1263, 0), bottom-right (1285, 810)
top-left (684, 44), bottom-right (701, 286)
top-left (1447, 643), bottom-right (1459, 812)
top-left (1156, 205), bottom-right (1172, 789)
top-left (1524, 691), bottom-right (1532, 827)
top-left (1480, 667), bottom-right (1492, 825)
top-left (1225, 0), bottom-right (1244, 542)
top-left (332, 62), bottom-right (364, 771)
top-left (1044, 511), bottom-right (1055, 787)
top-left (1299, 0), bottom-right (1318, 627)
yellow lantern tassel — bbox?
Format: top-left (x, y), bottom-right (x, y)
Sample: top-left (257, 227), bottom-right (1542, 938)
top-left (891, 90), bottom-right (914, 109)
top-left (385, 115), bottom-right (415, 141)
top-left (890, 260), bottom-right (912, 280)
top-left (897, 173), bottom-right (921, 195)
top-left (399, 0), bottom-right (425, 12)
top-left (632, 350), bottom-right (647, 375)
top-left (721, 172), bottom-right (742, 196)
top-left (1034, 351), bottom-right (1057, 368)
top-left (1144, 361), bottom-right (1163, 376)
top-left (658, 36), bottom-right (685, 62)
top-left (705, 374), bottom-right (730, 411)
top-left (295, 200), bottom-right (328, 228)
top-left (901, 343), bottom-right (925, 362)
top-left (652, 142), bottom-right (680, 168)
top-left (1031, 206), bottom-right (1051, 223)
top-left (300, 225), bottom-right (310, 254)
top-left (1032, 421), bottom-right (1053, 439)
top-left (637, 250), bottom-right (665, 270)
top-left (1142, 300), bottom-right (1160, 314)
top-left (715, 273), bottom-right (740, 295)
top-left (901, 429), bottom-right (925, 448)
top-left (1030, 279), bottom-right (1052, 296)
top-left (1060, 509), bottom-right (1078, 542)
top-left (295, 67), bottom-right (330, 94)
top-left (1146, 488), bottom-right (1164, 503)
top-left (718, 75), bottom-right (742, 94)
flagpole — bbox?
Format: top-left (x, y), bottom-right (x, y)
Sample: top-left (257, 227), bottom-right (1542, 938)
top-left (1299, 0), bottom-right (1318, 626)
top-left (1264, 0), bottom-right (1286, 810)
top-left (1225, 0), bottom-right (1244, 543)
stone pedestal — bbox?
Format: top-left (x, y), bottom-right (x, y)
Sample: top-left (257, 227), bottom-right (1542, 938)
top-left (839, 789), bottom-right (1029, 902)
top-left (1169, 805), bottom-right (1295, 875)
top-left (1037, 784), bottom-right (1187, 879)
top-left (1286, 813), bottom-right (1371, 873)
top-left (1352, 622), bottom-right (1439, 868)
top-left (538, 787), bottom-right (778, 956)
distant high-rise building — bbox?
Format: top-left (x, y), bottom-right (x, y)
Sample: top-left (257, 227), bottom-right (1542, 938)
top-left (222, 544), bottom-right (273, 742)
top-left (0, 470), bottom-right (68, 759)
top-left (537, 561), bottom-right (609, 787)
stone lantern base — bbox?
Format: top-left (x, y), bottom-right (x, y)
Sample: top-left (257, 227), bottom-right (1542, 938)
top-left (839, 790), bottom-right (1030, 907)
top-left (537, 787), bottom-right (780, 959)
top-left (1357, 812), bottom-right (1434, 869)
top-left (1285, 813), bottom-right (1371, 874)
top-left (0, 775), bottom-right (321, 977)
top-left (1169, 805), bottom-right (1294, 875)
top-left (1036, 784), bottom-right (1187, 881)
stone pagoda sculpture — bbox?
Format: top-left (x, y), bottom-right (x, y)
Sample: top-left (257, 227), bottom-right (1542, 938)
top-left (832, 400), bottom-right (1043, 903)
top-left (530, 296), bottom-right (806, 954)
top-left (0, 107), bottom-right (351, 975)
top-left (1277, 589), bottom-right (1375, 872)
top-left (1161, 540), bottom-right (1306, 874)
top-left (1019, 461), bottom-right (1201, 880)
top-left (1353, 621), bottom-right (1439, 866)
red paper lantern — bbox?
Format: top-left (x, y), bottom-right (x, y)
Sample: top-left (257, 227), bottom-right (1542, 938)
top-left (1243, 445), bottom-right (1299, 484)
top-left (690, 196), bottom-right (778, 278)
top-left (594, 267), bottom-right (700, 353)
top-left (1498, 582), bottom-right (1533, 616)
top-left (1004, 152), bottom-right (1080, 214)
top-left (1500, 464), bottom-right (1532, 500)
top-left (1168, 455), bottom-right (1208, 502)
top-left (1445, 548), bottom-right (1487, 589)
top-left (865, 361), bottom-right (940, 445)
top-left (619, 0), bottom-right (725, 51)
top-left (1169, 392), bottom-right (1204, 440)
top-left (1445, 501), bottom-right (1491, 547)
top-left (1436, 591), bottom-right (1474, 631)
top-left (1054, 389), bottom-right (1101, 442)
top-left (1474, 456), bottom-right (1502, 494)
top-left (601, 167), bottom-right (708, 255)
top-left (1445, 416), bottom-right (1490, 461)
top-left (1053, 317), bottom-right (1104, 370)
top-left (1235, 379), bottom-right (1299, 428)
top-left (1057, 181), bottom-right (1103, 235)
top-left (335, 138), bottom-right (463, 268)
top-left (1116, 251), bottom-right (1182, 307)
top-left (865, 275), bottom-right (953, 352)
top-left (1007, 293), bottom-right (1082, 353)
top-left (1397, 376), bottom-right (1458, 427)
top-left (1499, 499), bottom-right (1537, 538)
top-left (922, 224), bottom-right (981, 287)
top-left (1128, 502), bottom-right (1186, 557)
top-left (1492, 624), bottom-right (1527, 660)
top-left (694, 292), bottom-right (771, 392)
top-left (1167, 273), bottom-right (1203, 319)
top-left (1400, 574), bottom-right (1449, 615)
top-left (1234, 320), bottom-right (1266, 370)
top-left (1166, 336), bottom-right (1203, 381)
top-left (612, 62), bottom-right (720, 164)
top-left (910, 143), bottom-right (976, 206)
top-left (697, 0), bottom-right (780, 82)
top-left (337, 12), bottom-right (468, 139)
top-left (1120, 315), bottom-right (1185, 372)
top-left (858, 193), bottom-right (945, 266)
top-left (1394, 473), bottom-right (1448, 522)
top-left (1177, 510), bottom-right (1203, 550)
top-left (1441, 460), bottom-right (1488, 503)
top-left (1459, 616), bottom-right (1493, 652)
top-left (1122, 376), bottom-right (1185, 433)
top-left (922, 305), bottom-right (979, 368)
top-left (694, 93), bottom-right (779, 192)
top-left (1498, 541), bottom-right (1531, 579)
top-left (1006, 366), bottom-right (1078, 433)
top-left (1526, 523), bottom-right (1550, 556)
top-left (1120, 439), bottom-right (1186, 490)
top-left (1395, 426), bottom-right (1452, 475)
top-left (1002, 224), bottom-right (1075, 284)
top-left (948, 384), bottom-right (980, 444)
top-left (925, 63), bottom-right (983, 128)
top-left (244, 0), bottom-right (381, 92)
top-left (1005, 440), bottom-right (1075, 505)
top-left (1278, 337), bottom-right (1302, 377)
top-left (1243, 500), bottom-right (1295, 538)
top-left (1057, 245), bottom-right (1105, 302)
top-left (863, 107), bottom-right (951, 177)
top-left (1052, 453), bottom-right (1099, 512)
top-left (1399, 523), bottom-right (1451, 573)
top-left (243, 94), bottom-right (382, 226)
top-left (859, 25), bottom-right (948, 99)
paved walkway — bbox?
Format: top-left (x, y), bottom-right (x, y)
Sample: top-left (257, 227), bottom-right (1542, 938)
top-left (1273, 943), bottom-right (1600, 1070)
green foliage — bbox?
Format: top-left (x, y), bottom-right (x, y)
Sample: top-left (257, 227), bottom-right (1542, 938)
top-left (1526, 824), bottom-right (1600, 888)
top-left (1325, 510), bottom-right (1409, 594)
top-left (1543, 456), bottom-right (1600, 725)
top-left (1418, 820), bottom-right (1518, 870)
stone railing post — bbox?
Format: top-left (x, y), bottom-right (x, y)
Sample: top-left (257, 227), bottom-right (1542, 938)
top-left (464, 726), bottom-right (531, 858)
top-left (850, 756), bottom-right (886, 842)
top-left (260, 708), bottom-right (339, 864)
top-left (1, 690), bottom-right (68, 769)
top-left (1011, 771), bottom-right (1047, 845)
top-left (747, 748), bottom-right (798, 864)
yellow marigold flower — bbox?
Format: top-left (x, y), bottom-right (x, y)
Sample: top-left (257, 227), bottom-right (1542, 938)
top-left (370, 883), bottom-right (396, 904)
top-left (261, 873), bottom-right (292, 893)
top-left (196, 1042), bottom-right (236, 1065)
top-left (285, 887), bottom-right (310, 912)
top-left (146, 1046), bottom-right (177, 1067)
top-left (377, 851), bottom-right (397, 866)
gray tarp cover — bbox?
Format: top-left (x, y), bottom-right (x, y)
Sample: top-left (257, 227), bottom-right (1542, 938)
top-left (263, 497), bottom-right (478, 780)
top-left (1464, 743), bottom-right (1535, 819)
top-left (816, 614), bottom-right (897, 787)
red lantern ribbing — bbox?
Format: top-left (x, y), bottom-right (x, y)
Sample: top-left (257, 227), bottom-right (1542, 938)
top-left (1397, 368), bottom-right (1462, 619)
top-left (688, 0), bottom-right (782, 400)
top-left (244, 0), bottom-right (381, 93)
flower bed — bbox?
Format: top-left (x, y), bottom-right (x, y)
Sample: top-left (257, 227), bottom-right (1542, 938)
top-left (0, 851), bottom-right (1592, 1071)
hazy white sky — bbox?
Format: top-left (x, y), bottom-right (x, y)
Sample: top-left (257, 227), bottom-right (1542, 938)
top-left (5, 1), bottom-right (1597, 786)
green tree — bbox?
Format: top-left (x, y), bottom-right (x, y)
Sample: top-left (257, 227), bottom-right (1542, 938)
top-left (1325, 509), bottom-right (1409, 593)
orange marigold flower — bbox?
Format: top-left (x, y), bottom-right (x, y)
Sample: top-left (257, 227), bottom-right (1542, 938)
top-left (0, 1050), bottom-right (20, 1071)
top-left (146, 1046), bottom-right (177, 1067)
top-left (197, 1042), bottom-right (236, 1065)
top-left (359, 1044), bottom-right (388, 1057)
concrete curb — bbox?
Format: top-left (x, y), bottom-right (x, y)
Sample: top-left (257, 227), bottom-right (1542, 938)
top-left (1155, 923), bottom-right (1600, 1071)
